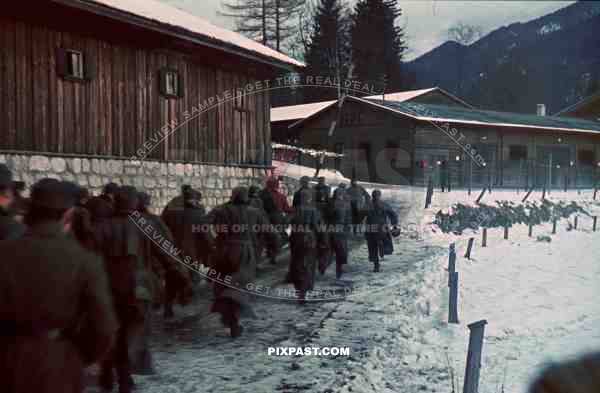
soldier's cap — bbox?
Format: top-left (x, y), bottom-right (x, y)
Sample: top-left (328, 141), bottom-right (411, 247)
top-left (115, 185), bottom-right (139, 213)
top-left (30, 178), bottom-right (80, 210)
top-left (0, 163), bottom-right (13, 189)
top-left (102, 182), bottom-right (120, 196)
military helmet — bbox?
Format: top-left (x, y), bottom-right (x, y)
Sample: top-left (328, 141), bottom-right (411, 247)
top-left (30, 178), bottom-right (78, 210)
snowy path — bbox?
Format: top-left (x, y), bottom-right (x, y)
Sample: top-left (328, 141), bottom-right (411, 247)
top-left (86, 188), bottom-right (600, 393)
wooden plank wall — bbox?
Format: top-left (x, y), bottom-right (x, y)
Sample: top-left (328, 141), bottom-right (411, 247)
top-left (0, 17), bottom-right (271, 165)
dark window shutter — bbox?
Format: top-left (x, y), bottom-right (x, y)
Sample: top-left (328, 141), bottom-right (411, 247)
top-left (84, 54), bottom-right (96, 81)
top-left (159, 68), bottom-right (167, 96)
top-left (56, 48), bottom-right (67, 77)
top-left (177, 73), bottom-right (185, 98)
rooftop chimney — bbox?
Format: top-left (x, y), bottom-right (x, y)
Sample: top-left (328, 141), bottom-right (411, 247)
top-left (537, 104), bottom-right (546, 116)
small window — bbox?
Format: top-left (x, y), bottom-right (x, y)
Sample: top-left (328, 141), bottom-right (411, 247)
top-left (67, 50), bottom-right (84, 79)
top-left (509, 145), bottom-right (527, 161)
top-left (159, 68), bottom-right (184, 98)
top-left (165, 71), bottom-right (178, 95)
top-left (56, 48), bottom-right (94, 81)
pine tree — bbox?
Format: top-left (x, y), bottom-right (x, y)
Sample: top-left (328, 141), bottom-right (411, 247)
top-left (301, 0), bottom-right (352, 102)
top-left (350, 0), bottom-right (407, 95)
top-left (220, 0), bottom-right (305, 52)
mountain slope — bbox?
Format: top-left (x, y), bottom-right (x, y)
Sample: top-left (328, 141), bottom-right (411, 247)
top-left (407, 1), bottom-right (600, 114)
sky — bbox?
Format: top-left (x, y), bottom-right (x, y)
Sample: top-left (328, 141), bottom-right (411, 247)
top-left (158, 0), bottom-right (575, 60)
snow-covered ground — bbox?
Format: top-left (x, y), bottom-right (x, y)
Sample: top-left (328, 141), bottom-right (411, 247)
top-left (87, 187), bottom-right (600, 393)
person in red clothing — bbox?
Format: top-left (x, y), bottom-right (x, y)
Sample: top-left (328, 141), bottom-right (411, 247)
top-left (260, 176), bottom-right (293, 264)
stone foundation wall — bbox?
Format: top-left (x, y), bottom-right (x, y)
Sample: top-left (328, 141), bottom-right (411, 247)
top-left (0, 153), bottom-right (298, 212)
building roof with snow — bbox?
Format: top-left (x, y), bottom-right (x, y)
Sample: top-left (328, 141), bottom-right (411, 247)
top-left (361, 98), bottom-right (600, 135)
top-left (62, 0), bottom-right (304, 70)
top-left (271, 87), bottom-right (472, 124)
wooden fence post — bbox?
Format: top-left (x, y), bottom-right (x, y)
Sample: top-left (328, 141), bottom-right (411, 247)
top-left (541, 186), bottom-right (546, 201)
top-left (528, 223), bottom-right (533, 237)
top-left (482, 228), bottom-right (487, 247)
top-left (552, 218), bottom-right (557, 234)
top-left (521, 187), bottom-right (534, 203)
top-left (463, 320), bottom-right (488, 393)
top-left (448, 272), bottom-right (459, 324)
top-left (574, 215), bottom-right (578, 230)
top-left (593, 216), bottom-right (597, 232)
top-left (464, 238), bottom-right (474, 260)
top-left (503, 226), bottom-right (509, 240)
top-left (448, 243), bottom-right (456, 285)
top-left (594, 187), bottom-right (598, 201)
top-left (425, 177), bottom-right (434, 209)
top-left (475, 188), bottom-right (487, 205)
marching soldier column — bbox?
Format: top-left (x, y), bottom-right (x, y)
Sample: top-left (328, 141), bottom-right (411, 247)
top-left (0, 164), bottom-right (401, 393)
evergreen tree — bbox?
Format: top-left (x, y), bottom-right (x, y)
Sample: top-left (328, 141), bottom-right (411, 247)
top-left (220, 0), bottom-right (305, 52)
top-left (301, 0), bottom-right (352, 102)
top-left (350, 0), bottom-right (407, 94)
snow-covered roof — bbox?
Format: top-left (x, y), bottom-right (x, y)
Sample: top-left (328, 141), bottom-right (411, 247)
top-left (358, 98), bottom-right (600, 135)
top-left (271, 100), bottom-right (338, 122)
top-left (363, 87), bottom-right (437, 101)
top-left (70, 0), bottom-right (304, 69)
top-left (272, 142), bottom-right (344, 158)
top-left (366, 87), bottom-right (474, 109)
top-left (271, 87), bottom-right (472, 123)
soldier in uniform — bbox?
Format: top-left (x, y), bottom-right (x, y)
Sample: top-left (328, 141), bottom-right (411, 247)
top-left (325, 184), bottom-right (352, 279)
top-left (248, 185), bottom-right (264, 212)
top-left (292, 176), bottom-right (312, 209)
top-left (0, 164), bottom-right (26, 240)
top-left (347, 176), bottom-right (371, 235)
top-left (86, 182), bottom-right (119, 221)
top-left (0, 178), bottom-right (118, 393)
top-left (94, 186), bottom-right (191, 393)
top-left (365, 189), bottom-right (399, 272)
top-left (161, 185), bottom-right (211, 311)
top-left (70, 186), bottom-right (96, 251)
top-left (210, 187), bottom-right (279, 337)
top-left (289, 189), bottom-right (324, 300)
top-left (314, 177), bottom-right (332, 274)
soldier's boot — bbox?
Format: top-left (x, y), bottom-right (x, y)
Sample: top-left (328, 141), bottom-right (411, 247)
top-left (335, 263), bottom-right (342, 279)
top-left (373, 261), bottom-right (381, 273)
top-left (298, 290), bottom-right (306, 305)
top-left (230, 323), bottom-right (244, 338)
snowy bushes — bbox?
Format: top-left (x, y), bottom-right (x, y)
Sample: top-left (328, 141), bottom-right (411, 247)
top-left (434, 200), bottom-right (588, 234)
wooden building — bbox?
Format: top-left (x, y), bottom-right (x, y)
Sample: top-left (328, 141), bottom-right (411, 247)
top-left (276, 88), bottom-right (600, 188)
top-left (0, 0), bottom-right (302, 166)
